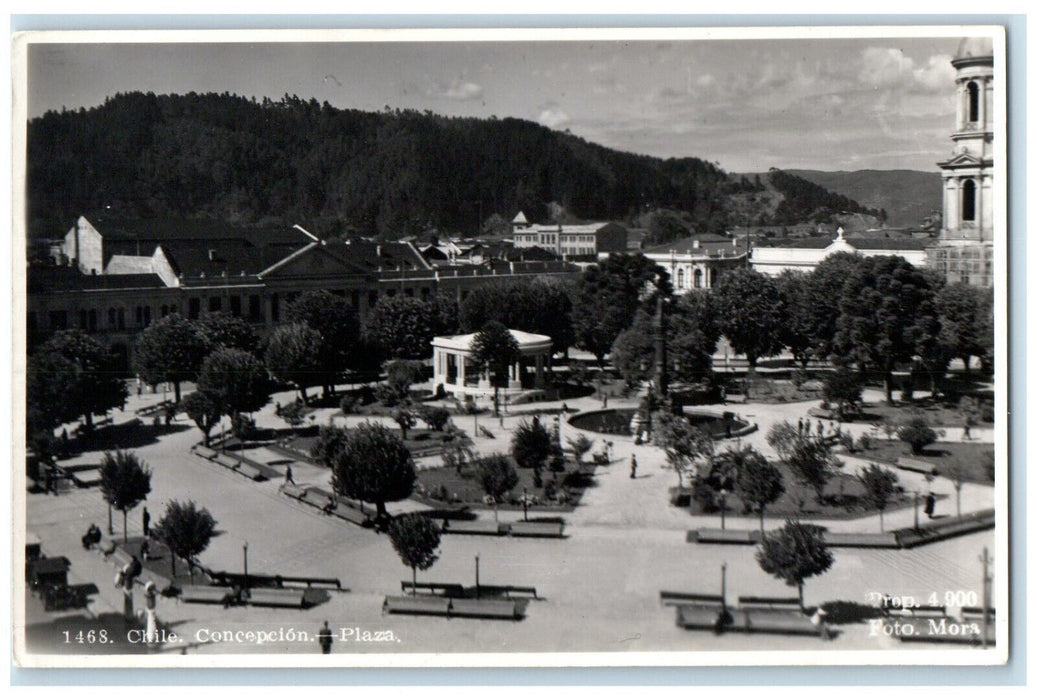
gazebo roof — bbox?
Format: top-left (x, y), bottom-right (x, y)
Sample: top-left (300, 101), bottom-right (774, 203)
top-left (431, 328), bottom-right (553, 353)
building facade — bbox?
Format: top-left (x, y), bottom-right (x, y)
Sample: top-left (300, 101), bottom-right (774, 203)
top-left (750, 228), bottom-right (929, 277)
top-left (640, 235), bottom-right (748, 293)
top-left (510, 212), bottom-right (627, 258)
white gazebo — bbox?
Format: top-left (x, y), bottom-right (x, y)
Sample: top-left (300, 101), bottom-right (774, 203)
top-left (431, 329), bottom-right (553, 399)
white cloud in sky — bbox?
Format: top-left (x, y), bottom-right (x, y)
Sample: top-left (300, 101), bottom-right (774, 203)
top-left (428, 79), bottom-right (483, 101)
top-left (537, 108), bottom-right (571, 129)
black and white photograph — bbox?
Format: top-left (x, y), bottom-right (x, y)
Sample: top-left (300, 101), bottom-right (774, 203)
top-left (12, 25), bottom-right (1010, 667)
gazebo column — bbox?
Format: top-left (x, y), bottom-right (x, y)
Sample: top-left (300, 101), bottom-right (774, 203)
top-left (457, 353), bottom-right (466, 387)
top-left (534, 354), bottom-right (545, 389)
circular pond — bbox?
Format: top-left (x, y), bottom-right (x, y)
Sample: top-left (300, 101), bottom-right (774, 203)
top-left (568, 408), bottom-right (749, 439)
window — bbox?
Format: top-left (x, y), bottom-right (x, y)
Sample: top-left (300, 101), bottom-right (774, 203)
top-left (249, 295), bottom-right (262, 320)
top-left (79, 310), bottom-right (88, 329)
top-left (967, 81), bottom-right (980, 123)
top-left (209, 296), bottom-right (222, 313)
top-left (108, 308), bottom-right (117, 328)
top-left (677, 268), bottom-right (685, 289)
top-left (368, 290), bottom-right (378, 310)
top-left (962, 179), bottom-right (977, 222)
top-left (270, 294), bottom-right (280, 323)
top-left (117, 308), bottom-right (125, 330)
top-left (230, 296), bottom-right (242, 317)
top-left (694, 269), bottom-right (703, 288)
top-left (188, 298), bottom-right (200, 320)
top-left (88, 309), bottom-right (97, 332)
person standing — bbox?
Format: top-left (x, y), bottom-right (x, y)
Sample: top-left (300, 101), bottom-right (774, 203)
top-left (318, 621), bottom-right (334, 654)
top-left (284, 465), bottom-right (295, 486)
top-left (630, 455), bottom-right (638, 479)
top-left (142, 506), bottom-right (151, 538)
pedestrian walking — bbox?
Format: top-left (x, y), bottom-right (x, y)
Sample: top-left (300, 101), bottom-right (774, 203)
top-left (797, 418), bottom-right (803, 434)
top-left (140, 539), bottom-right (150, 561)
top-left (603, 395), bottom-right (609, 409)
top-left (630, 455), bottom-right (638, 479)
top-left (142, 506), bottom-right (150, 538)
top-left (499, 414), bottom-right (504, 429)
top-left (924, 492), bottom-right (936, 519)
top-left (284, 465), bottom-right (295, 485)
top-left (318, 621), bottom-right (334, 654)
top-left (817, 419), bottom-right (824, 436)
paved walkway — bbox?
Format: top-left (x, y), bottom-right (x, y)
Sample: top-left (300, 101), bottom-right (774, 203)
top-left (21, 383), bottom-right (998, 657)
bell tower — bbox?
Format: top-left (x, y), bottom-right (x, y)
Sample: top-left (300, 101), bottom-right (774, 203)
top-left (938, 37), bottom-right (994, 243)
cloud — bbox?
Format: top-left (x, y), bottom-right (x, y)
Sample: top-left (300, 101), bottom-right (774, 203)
top-left (696, 74), bottom-right (715, 88)
top-left (537, 108), bottom-right (571, 129)
top-left (859, 47), bottom-right (956, 93)
top-left (428, 79), bottom-right (484, 101)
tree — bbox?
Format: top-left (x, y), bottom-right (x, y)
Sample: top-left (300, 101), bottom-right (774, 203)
top-left (857, 464), bottom-right (900, 532)
top-left (766, 420), bottom-right (800, 464)
top-left (365, 295), bottom-right (455, 362)
top-left (786, 435), bottom-right (840, 505)
top-left (392, 405), bottom-right (416, 441)
top-left (153, 500), bottom-right (217, 582)
top-left (822, 365), bottom-right (863, 421)
top-left (196, 312), bottom-right (260, 354)
top-left (181, 391), bottom-right (222, 446)
top-left (806, 252), bottom-right (865, 361)
top-left (571, 254), bottom-right (662, 366)
top-left (264, 322), bottom-right (324, 404)
top-left (511, 419), bottom-right (552, 487)
top-left (100, 450), bottom-right (152, 543)
top-left (132, 313), bottom-right (209, 403)
top-left (26, 349), bottom-right (80, 439)
top-left (469, 321), bottom-right (520, 416)
top-left (936, 283), bottom-right (993, 373)
top-left (732, 447), bottom-right (784, 534)
top-left (477, 453), bottom-right (519, 521)
top-left (566, 434), bottom-right (594, 464)
top-left (316, 422), bottom-right (417, 523)
top-left (197, 347), bottom-right (271, 418)
top-left (416, 405), bottom-right (451, 432)
top-left (775, 270), bottom-right (815, 368)
top-left (897, 415), bottom-right (938, 455)
top-left (286, 290), bottom-right (362, 393)
top-left (755, 519), bottom-right (834, 609)
top-left (275, 400), bottom-right (308, 435)
top-left (711, 267), bottom-right (785, 375)
top-left (387, 513), bottom-right (441, 594)
top-left (655, 412), bottom-right (714, 489)
top-left (610, 299), bottom-right (717, 389)
top-left (386, 360), bottom-right (425, 400)
top-left (833, 256), bottom-right (940, 403)
top-left (34, 330), bottom-right (127, 428)
top-left (460, 278), bottom-right (574, 358)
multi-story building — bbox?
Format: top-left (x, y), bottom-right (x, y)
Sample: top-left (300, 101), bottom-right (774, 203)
top-left (510, 211), bottom-right (627, 258)
top-left (641, 234), bottom-right (748, 293)
top-left (750, 228), bottom-right (929, 277)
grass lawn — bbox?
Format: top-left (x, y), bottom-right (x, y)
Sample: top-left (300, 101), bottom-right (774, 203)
top-left (685, 461), bottom-right (915, 521)
top-left (849, 396), bottom-right (994, 429)
top-left (287, 427), bottom-right (453, 460)
top-left (853, 440), bottom-right (994, 485)
top-left (414, 458), bottom-right (594, 512)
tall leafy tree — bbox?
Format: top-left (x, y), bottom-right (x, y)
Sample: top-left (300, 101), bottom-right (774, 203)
top-left (469, 321), bottom-right (520, 416)
top-left (132, 313), bottom-right (209, 403)
top-left (734, 449), bottom-right (785, 534)
top-left (387, 513), bottom-right (441, 595)
top-left (833, 256), bottom-right (939, 403)
top-left (711, 266), bottom-right (784, 372)
top-left (822, 365), bottom-right (863, 421)
top-left (264, 322), bottom-right (325, 404)
top-left (477, 453), bottom-right (519, 521)
top-left (181, 391), bottom-right (222, 446)
top-left (806, 252), bottom-right (866, 361)
top-left (196, 347), bottom-right (271, 418)
top-left (570, 254), bottom-right (662, 366)
top-left (286, 290), bottom-right (361, 391)
top-left (153, 500), bottom-right (218, 581)
top-left (786, 435), bottom-right (841, 505)
top-left (775, 270), bottom-right (815, 368)
top-left (511, 419), bottom-right (553, 487)
top-left (460, 278), bottom-right (574, 357)
top-left (26, 349), bottom-right (80, 438)
top-left (197, 312), bottom-right (260, 354)
top-left (316, 422), bottom-right (417, 523)
top-left (100, 450), bottom-right (152, 543)
top-left (936, 283), bottom-right (994, 373)
top-left (857, 464), bottom-right (899, 532)
top-left (755, 518), bottom-right (834, 609)
top-left (34, 330), bottom-right (127, 428)
top-left (365, 295), bottom-right (454, 361)
top-left (655, 412), bottom-right (714, 489)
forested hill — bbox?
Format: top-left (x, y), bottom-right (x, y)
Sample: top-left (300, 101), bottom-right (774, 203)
top-left (27, 92), bottom-right (730, 239)
top-left (786, 169), bottom-right (943, 228)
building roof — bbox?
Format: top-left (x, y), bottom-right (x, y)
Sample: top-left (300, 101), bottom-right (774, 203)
top-left (753, 235), bottom-right (930, 252)
top-left (28, 265), bottom-right (167, 293)
top-left (332, 239), bottom-right (433, 271)
top-left (642, 235), bottom-right (746, 257)
top-left (431, 329), bottom-right (553, 353)
top-left (512, 211), bottom-right (529, 224)
top-left (955, 37), bottom-right (994, 61)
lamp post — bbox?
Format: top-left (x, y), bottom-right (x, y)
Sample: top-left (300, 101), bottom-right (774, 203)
top-left (522, 488), bottom-right (529, 522)
top-left (721, 562), bottom-right (728, 612)
top-left (720, 488), bottom-right (728, 530)
top-left (243, 542), bottom-right (249, 597)
top-left (913, 491), bottom-right (920, 532)
top-left (475, 554), bottom-right (481, 599)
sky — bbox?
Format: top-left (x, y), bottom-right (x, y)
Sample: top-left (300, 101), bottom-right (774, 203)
top-left (26, 32), bottom-right (972, 173)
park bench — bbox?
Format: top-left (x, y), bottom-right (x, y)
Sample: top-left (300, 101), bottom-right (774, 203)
top-left (179, 585), bottom-right (237, 606)
top-left (401, 581), bottom-right (465, 597)
top-left (280, 484), bottom-right (308, 500)
top-left (823, 532), bottom-right (899, 548)
top-left (675, 605), bottom-right (725, 630)
top-left (660, 591), bottom-right (725, 608)
top-left (688, 529), bottom-right (759, 545)
top-left (961, 606), bottom-right (995, 621)
top-left (65, 466), bottom-right (102, 488)
top-left (895, 457), bottom-right (936, 474)
top-left (236, 463), bottom-right (263, 480)
top-left (737, 596), bottom-right (802, 612)
top-left (273, 575), bottom-right (343, 590)
top-left (738, 609), bottom-right (824, 637)
top-left (448, 597), bottom-right (520, 620)
top-left (383, 595), bottom-right (452, 616)
top-left (194, 445), bottom-right (218, 460)
top-left (247, 588), bottom-right (307, 608)
top-left (331, 503), bottom-right (374, 527)
top-left (300, 489), bottom-right (331, 510)
top-left (443, 520), bottom-right (506, 536)
top-left (884, 604), bottom-right (947, 618)
top-left (475, 585), bottom-right (539, 599)
top-left (213, 453), bottom-right (241, 470)
top-left (508, 521), bottom-right (565, 538)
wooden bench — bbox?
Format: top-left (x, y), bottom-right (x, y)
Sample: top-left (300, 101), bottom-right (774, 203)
top-left (508, 521), bottom-right (565, 538)
top-left (443, 520), bottom-right (505, 536)
top-left (213, 453), bottom-right (241, 470)
top-left (247, 588), bottom-right (307, 608)
top-left (300, 490), bottom-right (330, 510)
top-left (179, 585), bottom-right (236, 605)
top-left (194, 446), bottom-right (218, 460)
top-left (236, 463), bottom-right (263, 480)
top-left (449, 598), bottom-right (519, 620)
top-left (660, 591), bottom-right (725, 608)
top-left (884, 604), bottom-right (947, 618)
top-left (739, 609), bottom-right (823, 637)
top-left (676, 605), bottom-right (725, 630)
top-left (280, 484), bottom-right (308, 500)
top-left (688, 528), bottom-right (760, 545)
top-left (737, 596), bottom-right (802, 612)
top-left (823, 531), bottom-right (899, 548)
top-left (401, 581), bottom-right (465, 597)
top-left (476, 585), bottom-right (539, 599)
top-left (383, 595), bottom-right (451, 616)
top-left (332, 503), bottom-right (373, 527)
top-left (896, 457), bottom-right (936, 474)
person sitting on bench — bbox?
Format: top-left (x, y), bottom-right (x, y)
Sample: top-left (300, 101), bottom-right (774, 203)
top-left (82, 523), bottom-right (102, 550)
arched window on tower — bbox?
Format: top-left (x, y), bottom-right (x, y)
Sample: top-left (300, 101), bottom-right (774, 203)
top-left (962, 179), bottom-right (977, 222)
top-left (967, 81), bottom-right (980, 123)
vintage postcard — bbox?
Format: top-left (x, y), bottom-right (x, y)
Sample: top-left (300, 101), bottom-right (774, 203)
top-left (11, 25), bottom-right (1010, 668)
